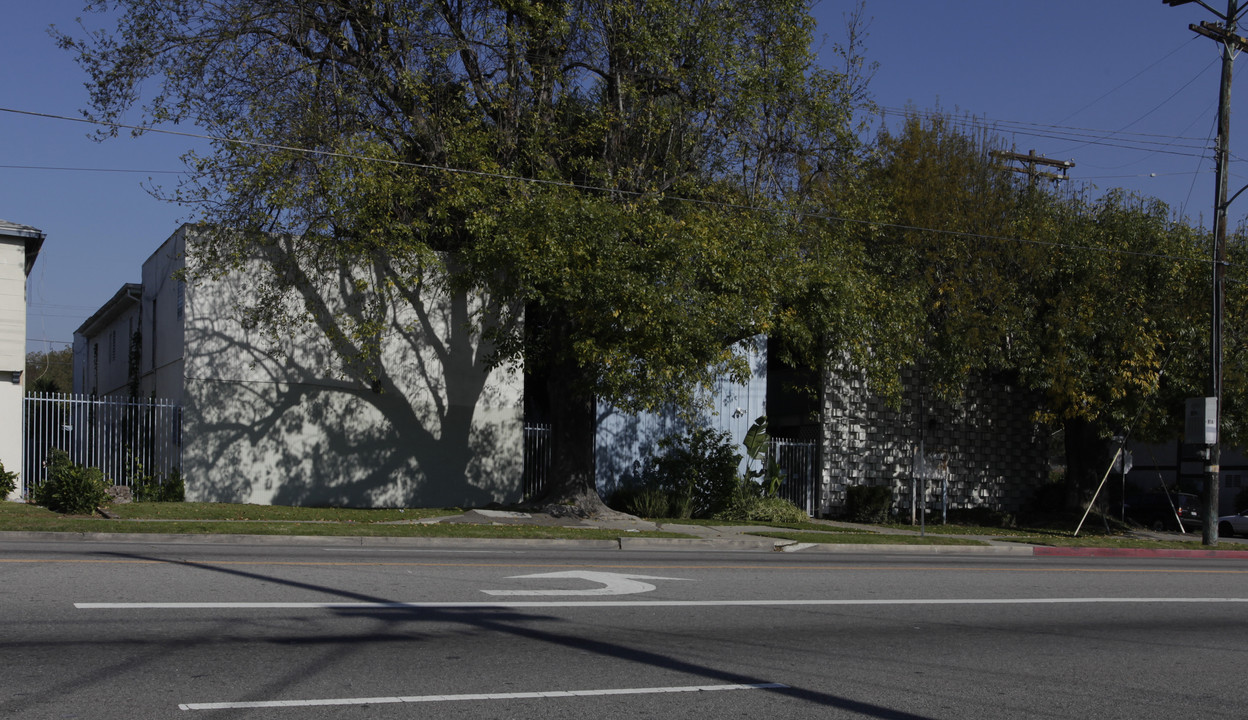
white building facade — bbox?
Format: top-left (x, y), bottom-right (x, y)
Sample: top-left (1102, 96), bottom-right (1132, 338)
top-left (1, 221), bottom-right (43, 500)
top-left (75, 225), bottom-right (526, 508)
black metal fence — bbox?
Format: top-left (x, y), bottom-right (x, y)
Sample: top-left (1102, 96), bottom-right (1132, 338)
top-left (769, 438), bottom-right (819, 515)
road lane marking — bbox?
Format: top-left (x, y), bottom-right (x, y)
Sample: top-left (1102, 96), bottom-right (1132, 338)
top-left (78, 597), bottom-right (1248, 610)
top-left (10, 558), bottom-right (1248, 576)
top-left (482, 571), bottom-right (692, 596)
top-left (178, 683), bottom-right (789, 711)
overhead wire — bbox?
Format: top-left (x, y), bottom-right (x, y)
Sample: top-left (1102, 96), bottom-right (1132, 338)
top-left (0, 106), bottom-right (1222, 269)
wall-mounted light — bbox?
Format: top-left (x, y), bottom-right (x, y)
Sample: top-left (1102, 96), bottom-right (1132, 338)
top-left (9, 370), bottom-right (20, 385)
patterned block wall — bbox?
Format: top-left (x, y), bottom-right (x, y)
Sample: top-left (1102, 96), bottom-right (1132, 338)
top-left (819, 361), bottom-right (1049, 518)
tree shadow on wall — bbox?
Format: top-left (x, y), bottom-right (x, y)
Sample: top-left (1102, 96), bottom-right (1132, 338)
top-left (182, 240), bottom-right (523, 508)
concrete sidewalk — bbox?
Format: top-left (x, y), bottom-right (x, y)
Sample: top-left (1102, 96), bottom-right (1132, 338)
top-left (425, 508), bottom-right (1248, 557)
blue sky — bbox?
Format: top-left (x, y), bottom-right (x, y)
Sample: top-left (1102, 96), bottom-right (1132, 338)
top-left (3, 1), bottom-right (1240, 352)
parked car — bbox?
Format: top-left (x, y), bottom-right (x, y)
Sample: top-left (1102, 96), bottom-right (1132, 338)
top-left (1124, 492), bottom-right (1202, 532)
top-left (1217, 511), bottom-right (1248, 538)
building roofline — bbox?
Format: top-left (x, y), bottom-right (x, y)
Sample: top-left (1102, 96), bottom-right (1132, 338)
top-left (0, 220), bottom-right (46, 275)
top-left (74, 282), bottom-right (143, 339)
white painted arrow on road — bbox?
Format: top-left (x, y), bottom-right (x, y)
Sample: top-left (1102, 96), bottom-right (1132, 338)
top-left (481, 571), bottom-right (692, 596)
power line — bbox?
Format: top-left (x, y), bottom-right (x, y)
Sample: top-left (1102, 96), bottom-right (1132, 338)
top-left (1057, 36), bottom-right (1202, 124)
top-left (0, 164), bottom-right (184, 174)
top-left (0, 106), bottom-right (1220, 269)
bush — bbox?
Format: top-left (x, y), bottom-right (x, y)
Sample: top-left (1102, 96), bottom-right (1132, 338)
top-left (0, 460), bottom-right (17, 499)
top-left (945, 506), bottom-right (1015, 528)
top-left (160, 467), bottom-right (186, 502)
top-left (34, 449), bottom-right (109, 515)
top-left (714, 494), bottom-right (807, 524)
top-left (1028, 479), bottom-right (1067, 514)
top-left (607, 484), bottom-right (670, 518)
top-left (134, 466), bottom-right (185, 503)
top-left (640, 427), bottom-right (740, 519)
top-left (845, 485), bottom-right (892, 523)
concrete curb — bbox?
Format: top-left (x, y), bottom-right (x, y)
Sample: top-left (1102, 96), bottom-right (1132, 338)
top-left (779, 542), bottom-right (1036, 556)
top-left (0, 531), bottom-right (621, 550)
top-left (0, 530), bottom-right (1032, 556)
top-left (1033, 546), bottom-right (1248, 559)
top-left (5, 530), bottom-right (1248, 558)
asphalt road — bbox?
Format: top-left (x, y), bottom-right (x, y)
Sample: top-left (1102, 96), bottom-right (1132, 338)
top-left (2, 537), bottom-right (1247, 719)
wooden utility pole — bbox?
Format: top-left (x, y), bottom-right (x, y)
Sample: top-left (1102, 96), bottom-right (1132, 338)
top-left (990, 149), bottom-right (1074, 186)
top-left (1166, 0), bottom-right (1248, 545)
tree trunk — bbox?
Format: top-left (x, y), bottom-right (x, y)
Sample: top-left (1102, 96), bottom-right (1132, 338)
top-left (520, 311), bottom-right (616, 518)
top-left (1063, 417), bottom-right (1109, 511)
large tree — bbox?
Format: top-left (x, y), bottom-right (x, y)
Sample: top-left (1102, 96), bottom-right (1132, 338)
top-left (60, 0), bottom-right (865, 512)
top-left (857, 114), bottom-right (1214, 505)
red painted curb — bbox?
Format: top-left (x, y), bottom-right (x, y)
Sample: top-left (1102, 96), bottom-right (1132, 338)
top-left (1033, 546), bottom-right (1248, 559)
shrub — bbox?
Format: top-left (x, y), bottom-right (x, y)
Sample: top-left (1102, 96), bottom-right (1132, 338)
top-left (1028, 479), bottom-right (1067, 514)
top-left (627, 486), bottom-right (670, 518)
top-left (34, 449), bottom-right (109, 515)
top-left (640, 427), bottom-right (740, 519)
top-left (945, 506), bottom-right (1015, 528)
top-left (845, 485), bottom-right (892, 523)
top-left (134, 466), bottom-right (185, 503)
top-left (714, 494), bottom-right (807, 524)
top-left (0, 460), bottom-right (17, 498)
top-left (159, 467), bottom-right (186, 502)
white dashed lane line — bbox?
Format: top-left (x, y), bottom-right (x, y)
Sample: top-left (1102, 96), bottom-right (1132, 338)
top-left (178, 683), bottom-right (790, 711)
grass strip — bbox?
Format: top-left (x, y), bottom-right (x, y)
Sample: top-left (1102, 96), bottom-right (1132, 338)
top-left (0, 503), bottom-right (691, 540)
top-left (746, 531), bottom-right (987, 546)
top-left (653, 518), bottom-right (873, 533)
top-left (999, 535), bottom-right (1218, 550)
top-left (101, 502), bottom-right (453, 522)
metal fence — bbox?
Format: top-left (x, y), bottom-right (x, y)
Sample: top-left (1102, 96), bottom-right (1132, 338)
top-left (523, 423), bottom-right (551, 499)
top-left (769, 438), bottom-right (819, 516)
top-left (23, 392), bottom-right (182, 493)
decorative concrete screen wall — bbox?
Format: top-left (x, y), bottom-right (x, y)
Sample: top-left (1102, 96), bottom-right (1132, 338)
top-left (175, 227), bottom-right (525, 508)
top-left (820, 361), bottom-right (1048, 518)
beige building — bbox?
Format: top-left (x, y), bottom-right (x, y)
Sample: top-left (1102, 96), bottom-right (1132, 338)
top-left (1, 220), bottom-right (44, 500)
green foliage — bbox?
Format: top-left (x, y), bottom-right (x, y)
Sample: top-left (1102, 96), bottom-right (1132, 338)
top-left (740, 415), bottom-right (771, 487)
top-left (34, 449), bottom-right (109, 515)
top-left (714, 494), bottom-right (807, 524)
top-left (59, 0), bottom-right (873, 505)
top-left (1028, 479), bottom-right (1068, 515)
top-left (944, 507), bottom-right (1016, 528)
top-left (844, 485), bottom-right (893, 523)
top-left (133, 466), bottom-right (186, 503)
top-left (0, 460), bottom-right (17, 498)
top-left (607, 485), bottom-right (670, 519)
top-left (641, 427), bottom-right (741, 519)
top-left (25, 347), bottom-right (74, 395)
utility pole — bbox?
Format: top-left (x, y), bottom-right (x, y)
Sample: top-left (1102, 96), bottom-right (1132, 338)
top-left (989, 149), bottom-right (1074, 186)
top-left (1165, 0), bottom-right (1248, 545)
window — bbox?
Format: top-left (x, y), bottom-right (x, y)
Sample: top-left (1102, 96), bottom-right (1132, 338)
top-left (109, 330), bottom-right (117, 362)
top-left (176, 280), bottom-right (184, 320)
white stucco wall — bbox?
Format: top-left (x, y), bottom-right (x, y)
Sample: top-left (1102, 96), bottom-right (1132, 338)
top-left (0, 239), bottom-right (25, 498)
top-left (140, 232), bottom-right (188, 402)
top-left (1, 225), bottom-right (40, 500)
top-left (174, 227), bottom-right (525, 508)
